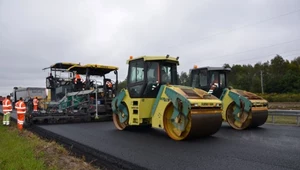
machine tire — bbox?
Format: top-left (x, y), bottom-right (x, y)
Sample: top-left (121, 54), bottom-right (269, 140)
top-left (226, 102), bottom-right (251, 130)
top-left (113, 102), bottom-right (129, 130)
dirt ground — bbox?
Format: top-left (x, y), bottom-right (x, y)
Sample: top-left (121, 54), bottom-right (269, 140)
top-left (0, 113), bottom-right (100, 170)
top-left (268, 102), bottom-right (300, 110)
top-left (23, 129), bottom-right (101, 170)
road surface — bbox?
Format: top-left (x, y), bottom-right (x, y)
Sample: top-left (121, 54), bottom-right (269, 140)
top-left (2, 106), bottom-right (300, 170)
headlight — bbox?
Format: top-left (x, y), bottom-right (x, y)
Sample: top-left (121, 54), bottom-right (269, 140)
top-left (192, 103), bottom-right (198, 107)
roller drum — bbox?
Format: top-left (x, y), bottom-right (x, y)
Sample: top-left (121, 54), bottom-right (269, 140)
top-left (249, 109), bottom-right (268, 128)
top-left (163, 106), bottom-right (223, 141)
top-left (188, 113), bottom-right (223, 139)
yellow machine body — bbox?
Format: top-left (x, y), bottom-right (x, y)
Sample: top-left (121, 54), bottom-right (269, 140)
top-left (220, 88), bottom-right (268, 129)
top-left (38, 90), bottom-right (52, 110)
top-left (111, 55), bottom-right (223, 141)
top-left (190, 66), bottom-right (268, 130)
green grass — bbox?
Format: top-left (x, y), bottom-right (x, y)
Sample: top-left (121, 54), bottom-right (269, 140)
top-left (266, 115), bottom-right (299, 125)
top-left (257, 93), bottom-right (300, 102)
top-left (0, 115), bottom-right (99, 170)
top-left (0, 120), bottom-right (51, 170)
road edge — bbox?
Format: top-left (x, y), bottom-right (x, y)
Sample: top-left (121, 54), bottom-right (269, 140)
top-left (0, 112), bottom-right (148, 170)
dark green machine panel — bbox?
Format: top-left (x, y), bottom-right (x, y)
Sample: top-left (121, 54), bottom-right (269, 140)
top-left (59, 95), bottom-right (86, 110)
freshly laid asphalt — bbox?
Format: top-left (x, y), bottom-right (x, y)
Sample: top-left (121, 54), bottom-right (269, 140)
top-left (3, 107), bottom-right (300, 170)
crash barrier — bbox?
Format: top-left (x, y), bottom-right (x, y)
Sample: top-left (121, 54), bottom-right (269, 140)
top-left (268, 109), bottom-right (300, 126)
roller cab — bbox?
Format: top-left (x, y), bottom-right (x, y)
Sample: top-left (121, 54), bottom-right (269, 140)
top-left (190, 66), bottom-right (268, 130)
top-left (112, 55), bottom-right (223, 141)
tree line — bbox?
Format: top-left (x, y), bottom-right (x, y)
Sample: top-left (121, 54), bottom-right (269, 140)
top-left (117, 55), bottom-right (300, 94)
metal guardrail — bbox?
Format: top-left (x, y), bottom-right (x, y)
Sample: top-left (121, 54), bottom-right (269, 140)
top-left (268, 109), bottom-right (300, 126)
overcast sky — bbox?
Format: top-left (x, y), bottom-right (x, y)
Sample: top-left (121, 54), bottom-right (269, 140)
top-left (0, 0), bottom-right (300, 96)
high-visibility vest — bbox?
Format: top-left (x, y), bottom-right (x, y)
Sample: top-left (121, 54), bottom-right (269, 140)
top-left (15, 101), bottom-right (26, 114)
top-left (2, 98), bottom-right (12, 113)
top-left (33, 98), bottom-right (38, 106)
top-left (74, 74), bottom-right (81, 83)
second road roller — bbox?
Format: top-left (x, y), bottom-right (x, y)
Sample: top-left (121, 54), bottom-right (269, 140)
top-left (111, 55), bottom-right (223, 141)
top-left (189, 66), bottom-right (269, 130)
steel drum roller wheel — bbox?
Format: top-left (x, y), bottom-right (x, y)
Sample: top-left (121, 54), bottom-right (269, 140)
top-left (113, 102), bottom-right (129, 130)
top-left (163, 103), bottom-right (192, 141)
top-left (249, 109), bottom-right (268, 128)
top-left (226, 102), bottom-right (251, 130)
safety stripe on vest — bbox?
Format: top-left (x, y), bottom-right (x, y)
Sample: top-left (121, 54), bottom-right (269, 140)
top-left (3, 100), bottom-right (12, 112)
top-left (16, 101), bottom-right (26, 114)
top-left (2, 102), bottom-right (12, 107)
top-left (17, 119), bottom-right (24, 124)
top-left (33, 99), bottom-right (38, 105)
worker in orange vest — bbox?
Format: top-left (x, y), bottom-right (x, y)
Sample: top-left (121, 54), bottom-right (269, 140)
top-left (2, 95), bottom-right (12, 126)
top-left (15, 97), bottom-right (26, 131)
top-left (33, 97), bottom-right (39, 112)
top-left (208, 74), bottom-right (219, 94)
top-left (74, 73), bottom-right (82, 84)
top-left (106, 80), bottom-right (113, 88)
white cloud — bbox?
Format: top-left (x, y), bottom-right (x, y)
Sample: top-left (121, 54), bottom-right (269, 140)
top-left (0, 0), bottom-right (300, 95)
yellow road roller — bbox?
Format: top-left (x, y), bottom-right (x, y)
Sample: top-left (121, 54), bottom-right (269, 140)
top-left (189, 66), bottom-right (268, 130)
top-left (111, 55), bottom-right (224, 141)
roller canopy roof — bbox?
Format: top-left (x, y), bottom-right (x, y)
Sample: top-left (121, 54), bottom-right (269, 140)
top-left (192, 66), bottom-right (231, 71)
top-left (42, 62), bottom-right (80, 70)
top-left (67, 64), bottom-right (119, 76)
top-left (126, 55), bottom-right (180, 65)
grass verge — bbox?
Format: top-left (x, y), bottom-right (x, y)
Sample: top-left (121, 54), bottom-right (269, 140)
top-left (0, 115), bottom-right (100, 170)
top-left (266, 102), bottom-right (300, 125)
top-left (268, 102), bottom-right (300, 110)
top-left (266, 115), bottom-right (299, 125)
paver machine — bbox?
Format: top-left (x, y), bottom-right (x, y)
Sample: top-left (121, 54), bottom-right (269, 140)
top-left (67, 63), bottom-right (119, 120)
top-left (26, 62), bottom-right (79, 124)
top-left (111, 55), bottom-right (224, 141)
top-left (189, 66), bottom-right (268, 130)
top-left (26, 62), bottom-right (118, 125)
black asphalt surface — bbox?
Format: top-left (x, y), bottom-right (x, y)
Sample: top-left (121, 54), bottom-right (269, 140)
top-left (37, 122), bottom-right (300, 170)
top-left (3, 107), bottom-right (300, 170)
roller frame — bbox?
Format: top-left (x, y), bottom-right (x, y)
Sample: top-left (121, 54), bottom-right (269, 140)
top-left (220, 89), bottom-right (252, 121)
top-left (111, 89), bottom-right (129, 123)
top-left (165, 87), bottom-right (191, 132)
top-left (220, 88), bottom-right (268, 129)
top-left (112, 85), bottom-right (223, 141)
top-left (189, 66), bottom-right (268, 130)
top-left (111, 55), bottom-right (224, 140)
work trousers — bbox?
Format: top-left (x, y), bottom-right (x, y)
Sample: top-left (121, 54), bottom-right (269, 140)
top-left (17, 114), bottom-right (25, 130)
top-left (33, 105), bottom-right (38, 111)
top-left (2, 112), bottom-right (11, 125)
